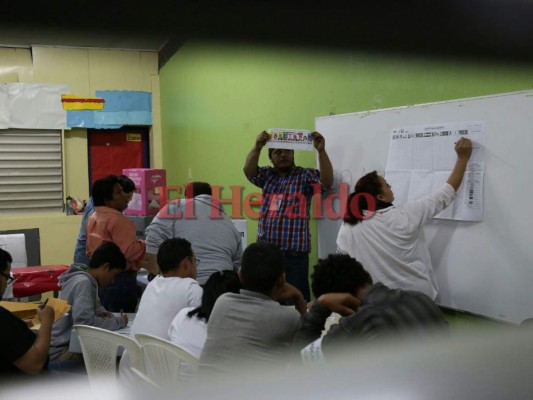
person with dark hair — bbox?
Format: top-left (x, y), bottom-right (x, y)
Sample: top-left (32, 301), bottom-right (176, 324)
top-left (302, 282), bottom-right (450, 362)
top-left (118, 174), bottom-right (136, 202)
top-left (337, 138), bottom-right (473, 300)
top-left (199, 242), bottom-right (305, 375)
top-left (130, 238), bottom-right (202, 341)
top-left (243, 131), bottom-right (333, 301)
top-left (0, 248), bottom-right (55, 376)
top-left (297, 254), bottom-right (449, 363)
top-left (49, 242), bottom-right (128, 361)
top-left (186, 181), bottom-right (212, 197)
top-left (119, 237), bottom-right (203, 382)
top-left (311, 254), bottom-right (373, 299)
top-left (199, 242), bottom-right (359, 375)
top-left (144, 181), bottom-right (242, 284)
top-left (73, 174), bottom-right (136, 266)
top-left (168, 270), bottom-right (242, 358)
top-left (86, 175), bottom-right (146, 312)
top-left (294, 254), bottom-right (373, 354)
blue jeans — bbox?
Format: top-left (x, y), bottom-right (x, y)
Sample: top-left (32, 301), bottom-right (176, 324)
top-left (282, 252), bottom-right (310, 301)
top-left (98, 271), bottom-right (138, 312)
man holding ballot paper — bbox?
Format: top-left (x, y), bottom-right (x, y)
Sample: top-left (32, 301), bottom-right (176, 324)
top-left (244, 129), bottom-right (333, 300)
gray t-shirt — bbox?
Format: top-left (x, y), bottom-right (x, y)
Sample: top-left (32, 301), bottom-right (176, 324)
top-left (199, 290), bottom-right (301, 376)
top-left (145, 195), bottom-right (243, 284)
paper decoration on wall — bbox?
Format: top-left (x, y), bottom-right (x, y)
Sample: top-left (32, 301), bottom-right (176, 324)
top-left (67, 90), bottom-right (152, 129)
top-left (66, 110), bottom-right (96, 128)
top-left (61, 95), bottom-right (105, 110)
top-left (0, 83), bottom-right (69, 129)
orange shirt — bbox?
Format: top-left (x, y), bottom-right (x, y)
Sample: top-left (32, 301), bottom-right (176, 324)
top-left (86, 206), bottom-right (146, 272)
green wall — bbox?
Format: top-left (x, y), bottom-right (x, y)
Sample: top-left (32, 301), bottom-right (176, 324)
top-left (160, 40), bottom-right (532, 329)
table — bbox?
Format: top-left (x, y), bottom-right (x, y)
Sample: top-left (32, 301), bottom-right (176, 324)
top-left (11, 265), bottom-right (69, 298)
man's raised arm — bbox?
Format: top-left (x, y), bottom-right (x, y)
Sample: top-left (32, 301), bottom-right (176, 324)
top-left (243, 131), bottom-right (270, 179)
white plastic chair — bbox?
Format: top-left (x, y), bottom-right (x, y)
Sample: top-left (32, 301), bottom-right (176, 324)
top-left (135, 333), bottom-right (199, 388)
top-left (130, 367), bottom-right (160, 390)
top-left (73, 325), bottom-right (144, 386)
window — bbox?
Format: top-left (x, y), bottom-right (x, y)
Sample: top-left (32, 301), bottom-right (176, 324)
top-left (0, 129), bottom-right (63, 214)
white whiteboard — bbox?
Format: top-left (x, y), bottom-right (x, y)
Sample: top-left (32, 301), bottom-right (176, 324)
top-left (315, 90), bottom-right (533, 324)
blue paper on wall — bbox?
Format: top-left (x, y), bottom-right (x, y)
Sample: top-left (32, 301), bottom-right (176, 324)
top-left (94, 111), bottom-right (152, 126)
top-left (66, 90), bottom-right (152, 128)
top-left (95, 91), bottom-right (151, 112)
top-left (67, 110), bottom-right (96, 128)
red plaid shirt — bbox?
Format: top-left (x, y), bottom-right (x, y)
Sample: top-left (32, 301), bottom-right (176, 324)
top-left (248, 166), bottom-right (322, 252)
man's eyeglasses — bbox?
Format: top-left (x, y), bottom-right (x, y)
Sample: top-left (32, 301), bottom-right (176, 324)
top-left (189, 257), bottom-right (201, 266)
top-left (1, 272), bottom-right (14, 285)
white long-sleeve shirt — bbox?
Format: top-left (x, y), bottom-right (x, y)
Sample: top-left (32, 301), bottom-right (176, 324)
top-left (336, 183), bottom-right (456, 300)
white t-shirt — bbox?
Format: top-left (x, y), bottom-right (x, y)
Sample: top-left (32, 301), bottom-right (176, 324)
top-left (131, 276), bottom-right (203, 340)
top-left (119, 276), bottom-right (203, 384)
top-left (168, 306), bottom-right (208, 359)
top-left (337, 183), bottom-right (456, 300)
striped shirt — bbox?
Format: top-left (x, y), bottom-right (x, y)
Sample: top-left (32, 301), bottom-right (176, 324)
top-left (248, 165), bottom-right (321, 253)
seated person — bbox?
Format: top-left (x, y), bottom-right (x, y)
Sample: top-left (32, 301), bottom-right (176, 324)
top-left (294, 253), bottom-right (373, 350)
top-left (49, 242), bottom-right (128, 361)
top-left (168, 270), bottom-right (243, 358)
top-left (199, 242), bottom-right (360, 376)
top-left (129, 237), bottom-right (203, 340)
top-left (119, 237), bottom-right (202, 382)
top-left (0, 248), bottom-right (55, 376)
top-left (298, 254), bottom-right (449, 362)
top-left (144, 181), bottom-right (243, 284)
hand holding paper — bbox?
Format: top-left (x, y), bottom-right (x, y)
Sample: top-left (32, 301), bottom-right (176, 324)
top-left (311, 131), bottom-right (326, 152)
top-left (255, 130), bottom-right (270, 150)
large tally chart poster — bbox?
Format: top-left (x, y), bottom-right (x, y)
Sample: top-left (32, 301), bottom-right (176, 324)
top-left (385, 121), bottom-right (485, 221)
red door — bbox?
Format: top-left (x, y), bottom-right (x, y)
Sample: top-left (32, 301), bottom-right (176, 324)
top-left (88, 128), bottom-right (149, 186)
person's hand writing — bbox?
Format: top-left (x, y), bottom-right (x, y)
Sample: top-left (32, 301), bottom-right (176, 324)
top-left (97, 311), bottom-right (113, 318)
top-left (455, 137), bottom-right (472, 160)
top-left (317, 293), bottom-right (361, 317)
top-left (37, 304), bottom-right (55, 325)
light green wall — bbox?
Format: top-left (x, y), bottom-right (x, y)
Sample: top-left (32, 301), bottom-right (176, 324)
top-left (159, 40), bottom-right (532, 327)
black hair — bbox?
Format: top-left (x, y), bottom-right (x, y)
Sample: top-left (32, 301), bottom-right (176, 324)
top-left (240, 242), bottom-right (284, 295)
top-left (344, 171), bottom-right (388, 226)
top-left (188, 270), bottom-right (242, 322)
top-left (92, 175), bottom-right (120, 206)
top-left (185, 182), bottom-right (212, 198)
top-left (311, 254), bottom-right (372, 298)
top-left (157, 238), bottom-right (193, 274)
top-left (268, 148), bottom-right (294, 160)
top-left (118, 175), bottom-right (136, 194)
top-left (88, 242), bottom-right (126, 271)
top-left (0, 248), bottom-right (13, 274)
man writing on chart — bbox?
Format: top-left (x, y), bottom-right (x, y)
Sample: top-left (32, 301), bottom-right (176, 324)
top-left (243, 130), bottom-right (333, 301)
